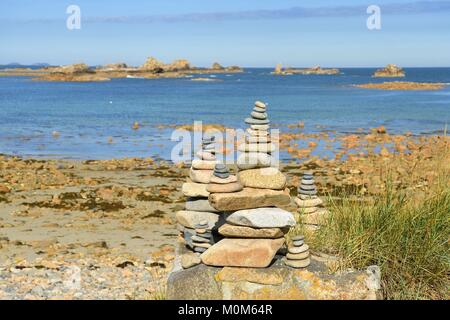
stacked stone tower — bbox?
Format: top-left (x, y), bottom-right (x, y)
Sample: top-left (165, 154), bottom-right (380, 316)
top-left (294, 171), bottom-right (328, 231)
top-left (199, 101), bottom-right (295, 268)
top-left (177, 136), bottom-right (220, 252)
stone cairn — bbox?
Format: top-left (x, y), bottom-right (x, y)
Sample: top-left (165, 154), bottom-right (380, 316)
top-left (177, 135), bottom-right (220, 256)
top-left (198, 101), bottom-right (296, 268)
top-left (294, 171), bottom-right (328, 231)
top-left (283, 235), bottom-right (311, 268)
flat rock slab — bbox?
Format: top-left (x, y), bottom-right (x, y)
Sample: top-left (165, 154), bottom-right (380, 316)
top-left (176, 210), bottom-right (220, 229)
top-left (209, 187), bottom-right (291, 211)
top-left (185, 198), bottom-right (219, 212)
top-left (295, 197), bottom-right (323, 208)
top-left (166, 258), bottom-right (382, 300)
top-left (182, 182), bottom-right (209, 197)
top-left (200, 238), bottom-right (285, 268)
top-left (238, 168), bottom-right (286, 190)
top-left (218, 223), bottom-right (286, 238)
top-left (226, 207), bottom-right (296, 228)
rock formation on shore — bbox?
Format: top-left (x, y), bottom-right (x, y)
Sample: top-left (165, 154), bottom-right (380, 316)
top-left (0, 56), bottom-right (243, 82)
top-left (272, 64), bottom-right (340, 75)
top-left (355, 81), bottom-right (445, 90)
top-left (373, 64), bottom-right (405, 77)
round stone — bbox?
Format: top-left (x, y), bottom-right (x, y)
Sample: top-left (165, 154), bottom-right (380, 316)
top-left (288, 244), bottom-right (309, 254)
top-left (293, 240), bottom-right (304, 247)
top-left (196, 151), bottom-right (216, 161)
top-left (196, 232), bottom-right (212, 239)
top-left (253, 106), bottom-right (266, 113)
top-left (250, 124), bottom-right (270, 131)
top-left (215, 163), bottom-right (226, 171)
top-left (194, 247), bottom-right (207, 253)
top-left (284, 257), bottom-right (310, 268)
top-left (203, 144), bottom-right (215, 151)
top-left (245, 117), bottom-right (270, 125)
top-left (210, 175), bottom-right (237, 184)
top-left (191, 235), bottom-right (210, 243)
top-left (286, 251), bottom-right (309, 260)
top-left (255, 101), bottom-right (266, 108)
top-left (236, 152), bottom-right (274, 170)
top-left (251, 111), bottom-right (267, 120)
top-left (298, 189), bottom-right (317, 196)
top-left (301, 179), bottom-right (315, 185)
top-left (291, 235), bottom-right (305, 241)
top-left (298, 194), bottom-right (318, 200)
top-left (214, 172), bottom-right (230, 179)
top-left (299, 184), bottom-right (316, 191)
top-left (192, 242), bottom-right (212, 249)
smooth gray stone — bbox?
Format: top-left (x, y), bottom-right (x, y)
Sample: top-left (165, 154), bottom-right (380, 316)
top-left (251, 111), bottom-right (267, 120)
top-left (185, 199), bottom-right (219, 212)
top-left (301, 179), bottom-right (315, 185)
top-left (298, 189), bottom-right (317, 196)
top-left (214, 167), bottom-right (229, 173)
top-left (196, 232), bottom-right (212, 239)
top-left (191, 235), bottom-right (210, 243)
top-left (184, 233), bottom-right (193, 249)
top-left (214, 163), bottom-right (227, 170)
top-left (245, 117), bottom-right (270, 125)
top-left (300, 184), bottom-right (316, 191)
top-left (194, 222), bottom-right (209, 229)
top-left (203, 144), bottom-right (215, 150)
top-left (194, 247), bottom-right (207, 253)
top-left (214, 172), bottom-right (230, 179)
top-left (291, 235), bottom-right (305, 241)
top-left (293, 240), bottom-right (305, 247)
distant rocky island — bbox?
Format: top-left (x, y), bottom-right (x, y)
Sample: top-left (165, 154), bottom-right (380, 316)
top-left (0, 57), bottom-right (243, 82)
top-left (272, 64), bottom-right (340, 75)
top-left (355, 81), bottom-right (444, 90)
top-left (372, 64), bottom-right (405, 77)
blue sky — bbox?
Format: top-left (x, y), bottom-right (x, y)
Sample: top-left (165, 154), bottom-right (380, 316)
top-left (1, 0), bottom-right (449, 67)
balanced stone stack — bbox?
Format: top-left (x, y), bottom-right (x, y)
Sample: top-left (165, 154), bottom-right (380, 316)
top-left (199, 102), bottom-right (296, 268)
top-left (206, 164), bottom-right (243, 194)
top-left (236, 101), bottom-right (276, 172)
top-left (177, 136), bottom-right (221, 252)
top-left (283, 235), bottom-right (311, 268)
top-left (294, 171), bottom-right (328, 231)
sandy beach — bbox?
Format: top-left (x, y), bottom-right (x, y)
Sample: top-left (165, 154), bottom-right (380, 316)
top-left (1, 129), bottom-right (448, 299)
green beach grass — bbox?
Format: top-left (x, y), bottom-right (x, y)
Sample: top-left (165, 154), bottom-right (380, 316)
top-left (304, 174), bottom-right (449, 299)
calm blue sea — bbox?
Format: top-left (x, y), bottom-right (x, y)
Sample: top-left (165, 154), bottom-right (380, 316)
top-left (0, 68), bottom-right (449, 160)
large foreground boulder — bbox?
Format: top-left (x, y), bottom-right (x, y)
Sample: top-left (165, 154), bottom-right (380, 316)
top-left (166, 257), bottom-right (382, 300)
